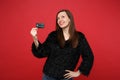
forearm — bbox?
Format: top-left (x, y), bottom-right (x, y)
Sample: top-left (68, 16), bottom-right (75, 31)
top-left (33, 36), bottom-right (39, 48)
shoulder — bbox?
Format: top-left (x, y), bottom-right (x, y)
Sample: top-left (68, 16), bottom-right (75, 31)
top-left (49, 31), bottom-right (57, 35)
top-left (77, 31), bottom-right (85, 39)
top-left (48, 31), bottom-right (57, 38)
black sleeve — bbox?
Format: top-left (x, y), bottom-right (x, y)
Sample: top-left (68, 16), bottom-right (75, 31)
top-left (31, 31), bottom-right (55, 58)
top-left (78, 33), bottom-right (94, 76)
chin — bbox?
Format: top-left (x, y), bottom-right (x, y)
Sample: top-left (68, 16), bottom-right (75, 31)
top-left (59, 25), bottom-right (68, 29)
top-left (60, 26), bottom-right (65, 28)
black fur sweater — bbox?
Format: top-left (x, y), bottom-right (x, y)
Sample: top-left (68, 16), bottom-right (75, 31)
top-left (31, 31), bottom-right (94, 79)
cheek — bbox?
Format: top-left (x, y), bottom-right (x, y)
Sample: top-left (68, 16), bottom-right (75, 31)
top-left (66, 19), bottom-right (70, 24)
top-left (57, 19), bottom-right (59, 23)
top-left (57, 20), bottom-right (60, 25)
top-left (65, 18), bottom-right (70, 22)
top-left (68, 19), bottom-right (70, 23)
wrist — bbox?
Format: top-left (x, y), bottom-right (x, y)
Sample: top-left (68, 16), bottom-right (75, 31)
top-left (33, 36), bottom-right (38, 40)
top-left (77, 70), bottom-right (81, 75)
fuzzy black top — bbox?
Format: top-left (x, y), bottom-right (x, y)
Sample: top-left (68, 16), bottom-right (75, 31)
top-left (31, 31), bottom-right (94, 79)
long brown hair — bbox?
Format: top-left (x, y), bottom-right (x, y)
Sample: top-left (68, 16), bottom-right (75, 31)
top-left (56, 9), bottom-right (79, 48)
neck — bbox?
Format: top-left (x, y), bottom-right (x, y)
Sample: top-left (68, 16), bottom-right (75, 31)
top-left (62, 26), bottom-right (69, 34)
top-left (62, 26), bottom-right (70, 40)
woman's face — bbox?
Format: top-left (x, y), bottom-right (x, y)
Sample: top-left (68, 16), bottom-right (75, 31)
top-left (57, 11), bottom-right (70, 29)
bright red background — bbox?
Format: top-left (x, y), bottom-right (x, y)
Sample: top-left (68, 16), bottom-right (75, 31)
top-left (0, 0), bottom-right (120, 80)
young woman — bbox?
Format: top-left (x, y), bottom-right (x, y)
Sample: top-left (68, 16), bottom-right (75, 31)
top-left (30, 9), bottom-right (94, 80)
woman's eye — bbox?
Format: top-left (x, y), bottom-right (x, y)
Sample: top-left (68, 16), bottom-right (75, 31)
top-left (57, 16), bottom-right (65, 20)
top-left (62, 16), bottom-right (65, 18)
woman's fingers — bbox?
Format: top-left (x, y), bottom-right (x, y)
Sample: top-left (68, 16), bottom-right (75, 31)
top-left (64, 73), bottom-right (72, 79)
top-left (30, 27), bottom-right (38, 37)
top-left (64, 70), bottom-right (73, 79)
top-left (64, 70), bottom-right (81, 79)
top-left (65, 70), bottom-right (71, 72)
